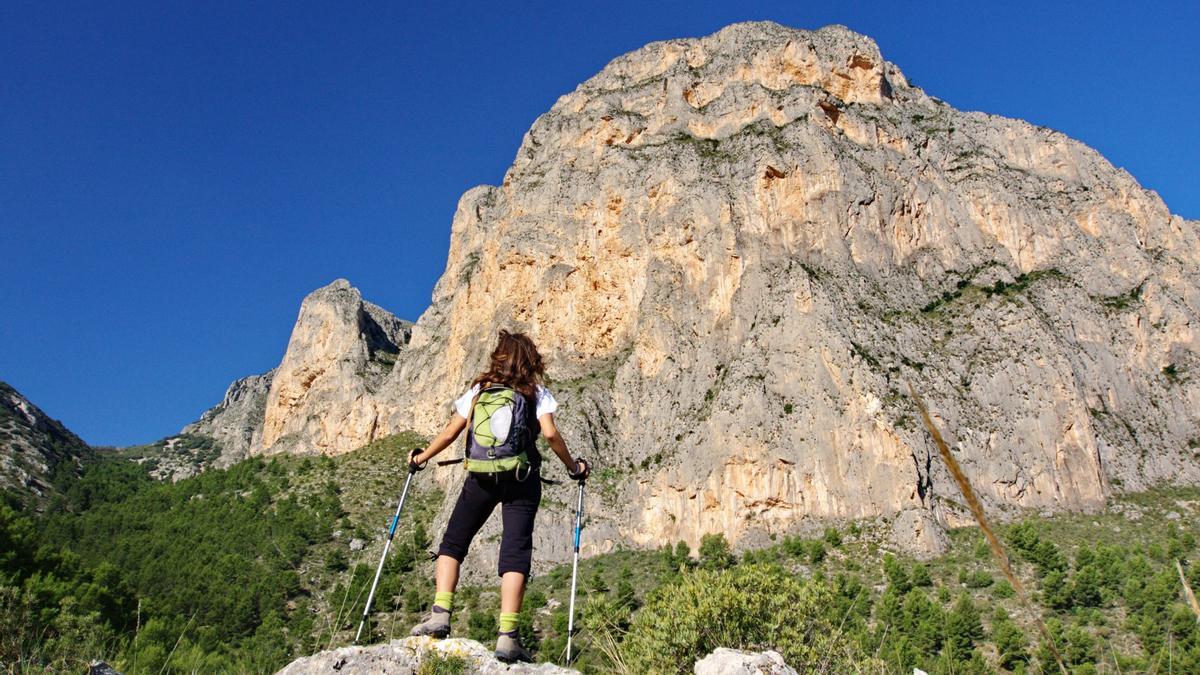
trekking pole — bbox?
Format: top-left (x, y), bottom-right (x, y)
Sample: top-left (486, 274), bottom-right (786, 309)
top-left (565, 476), bottom-right (586, 665)
top-left (354, 449), bottom-right (422, 644)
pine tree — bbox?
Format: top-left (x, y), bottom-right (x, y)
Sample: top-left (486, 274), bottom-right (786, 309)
top-left (991, 608), bottom-right (1028, 670)
top-left (943, 593), bottom-right (983, 663)
top-left (902, 590), bottom-right (945, 657)
top-left (806, 539), bottom-right (826, 564)
top-left (1042, 570), bottom-right (1073, 610)
top-left (673, 541), bottom-right (693, 570)
top-left (883, 554), bottom-right (911, 593)
top-left (910, 563), bottom-right (933, 587)
top-left (615, 578), bottom-right (637, 610)
top-left (823, 527), bottom-right (843, 548)
top-left (1070, 564), bottom-right (1103, 608)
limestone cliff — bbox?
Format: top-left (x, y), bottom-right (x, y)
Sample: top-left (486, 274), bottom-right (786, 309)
top-left (189, 22), bottom-right (1200, 563)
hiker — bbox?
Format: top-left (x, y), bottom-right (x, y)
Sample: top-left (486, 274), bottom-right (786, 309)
top-left (407, 329), bottom-right (590, 662)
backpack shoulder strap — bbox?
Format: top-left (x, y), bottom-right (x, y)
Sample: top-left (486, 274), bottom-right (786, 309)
top-left (461, 383), bottom-right (487, 465)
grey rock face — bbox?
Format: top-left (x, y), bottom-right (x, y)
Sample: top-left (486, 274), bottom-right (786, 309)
top-left (181, 369), bottom-right (275, 466)
top-left (889, 509), bottom-right (949, 559)
top-left (194, 22), bottom-right (1199, 565)
top-left (0, 380), bottom-right (92, 506)
top-left (276, 636), bottom-right (577, 674)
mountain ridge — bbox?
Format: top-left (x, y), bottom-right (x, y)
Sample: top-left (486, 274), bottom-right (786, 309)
top-left (0, 380), bottom-right (93, 507)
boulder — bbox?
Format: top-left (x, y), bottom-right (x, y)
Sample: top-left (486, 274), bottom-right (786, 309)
top-left (694, 648), bottom-right (798, 674)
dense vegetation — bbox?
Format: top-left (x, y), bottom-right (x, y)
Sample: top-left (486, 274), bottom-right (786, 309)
top-left (1, 432), bottom-right (439, 672)
top-left (2, 431), bottom-right (1197, 673)
top-left (530, 491), bottom-right (1200, 674)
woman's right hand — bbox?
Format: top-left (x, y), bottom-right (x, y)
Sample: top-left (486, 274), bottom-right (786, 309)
top-left (409, 448), bottom-right (428, 473)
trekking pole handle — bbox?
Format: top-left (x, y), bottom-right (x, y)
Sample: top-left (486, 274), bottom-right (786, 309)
top-left (568, 457), bottom-right (590, 481)
top-left (408, 447), bottom-right (428, 474)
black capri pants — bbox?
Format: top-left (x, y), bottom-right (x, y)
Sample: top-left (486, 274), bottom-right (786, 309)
top-left (437, 472), bottom-right (541, 577)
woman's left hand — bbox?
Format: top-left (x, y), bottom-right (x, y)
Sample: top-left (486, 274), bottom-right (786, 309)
top-left (568, 458), bottom-right (590, 481)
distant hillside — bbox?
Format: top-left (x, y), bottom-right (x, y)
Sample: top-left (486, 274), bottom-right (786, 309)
top-left (0, 380), bottom-right (93, 507)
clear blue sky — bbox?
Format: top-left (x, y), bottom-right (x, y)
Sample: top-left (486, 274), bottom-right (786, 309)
top-left (2, 1), bottom-right (1197, 446)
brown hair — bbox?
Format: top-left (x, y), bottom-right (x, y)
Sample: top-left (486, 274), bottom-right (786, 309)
top-left (471, 330), bottom-right (545, 399)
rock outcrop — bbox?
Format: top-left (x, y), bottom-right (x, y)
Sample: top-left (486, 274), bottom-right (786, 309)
top-left (184, 280), bottom-right (412, 460)
top-left (276, 638), bottom-right (802, 675)
top-left (0, 381), bottom-right (92, 507)
top-left (694, 648), bottom-right (797, 675)
top-left (276, 637), bottom-right (576, 674)
top-left (191, 22), bottom-right (1200, 563)
top-left (260, 280), bottom-right (412, 456)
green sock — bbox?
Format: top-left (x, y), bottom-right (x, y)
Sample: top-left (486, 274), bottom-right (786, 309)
top-left (433, 591), bottom-right (454, 613)
top-left (498, 611), bottom-right (519, 633)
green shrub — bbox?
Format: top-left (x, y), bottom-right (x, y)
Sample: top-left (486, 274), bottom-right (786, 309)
top-left (963, 569), bottom-right (994, 588)
top-left (805, 540), bottom-right (827, 564)
top-left (324, 548), bottom-right (349, 573)
top-left (466, 610), bottom-right (495, 643)
top-left (589, 569), bottom-right (609, 593)
top-left (943, 594), bottom-right (983, 662)
top-left (1042, 569), bottom-right (1072, 609)
top-left (615, 578), bottom-right (637, 610)
top-left (698, 534), bottom-right (734, 570)
top-left (417, 652), bottom-right (467, 675)
top-left (620, 564), bottom-right (873, 673)
top-left (404, 587), bottom-right (424, 612)
top-left (823, 527), bottom-right (843, 548)
top-left (524, 589), bottom-right (547, 609)
top-left (661, 541), bottom-right (694, 573)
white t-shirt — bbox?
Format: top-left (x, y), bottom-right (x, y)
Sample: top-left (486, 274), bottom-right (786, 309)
top-left (453, 384), bottom-right (558, 420)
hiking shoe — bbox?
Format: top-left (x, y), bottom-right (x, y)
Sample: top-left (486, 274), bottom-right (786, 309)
top-left (495, 632), bottom-right (534, 663)
top-left (409, 607), bottom-right (450, 638)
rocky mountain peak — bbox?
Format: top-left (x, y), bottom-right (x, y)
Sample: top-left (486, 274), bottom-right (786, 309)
top-left (256, 279), bottom-right (412, 456)
top-left (182, 280), bottom-right (411, 461)
top-left (183, 22), bottom-right (1198, 565)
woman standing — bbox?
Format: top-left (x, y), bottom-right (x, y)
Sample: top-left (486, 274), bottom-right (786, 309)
top-left (407, 330), bottom-right (590, 662)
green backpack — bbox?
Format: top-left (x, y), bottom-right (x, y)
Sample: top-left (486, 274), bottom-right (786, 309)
top-left (463, 384), bottom-right (537, 474)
